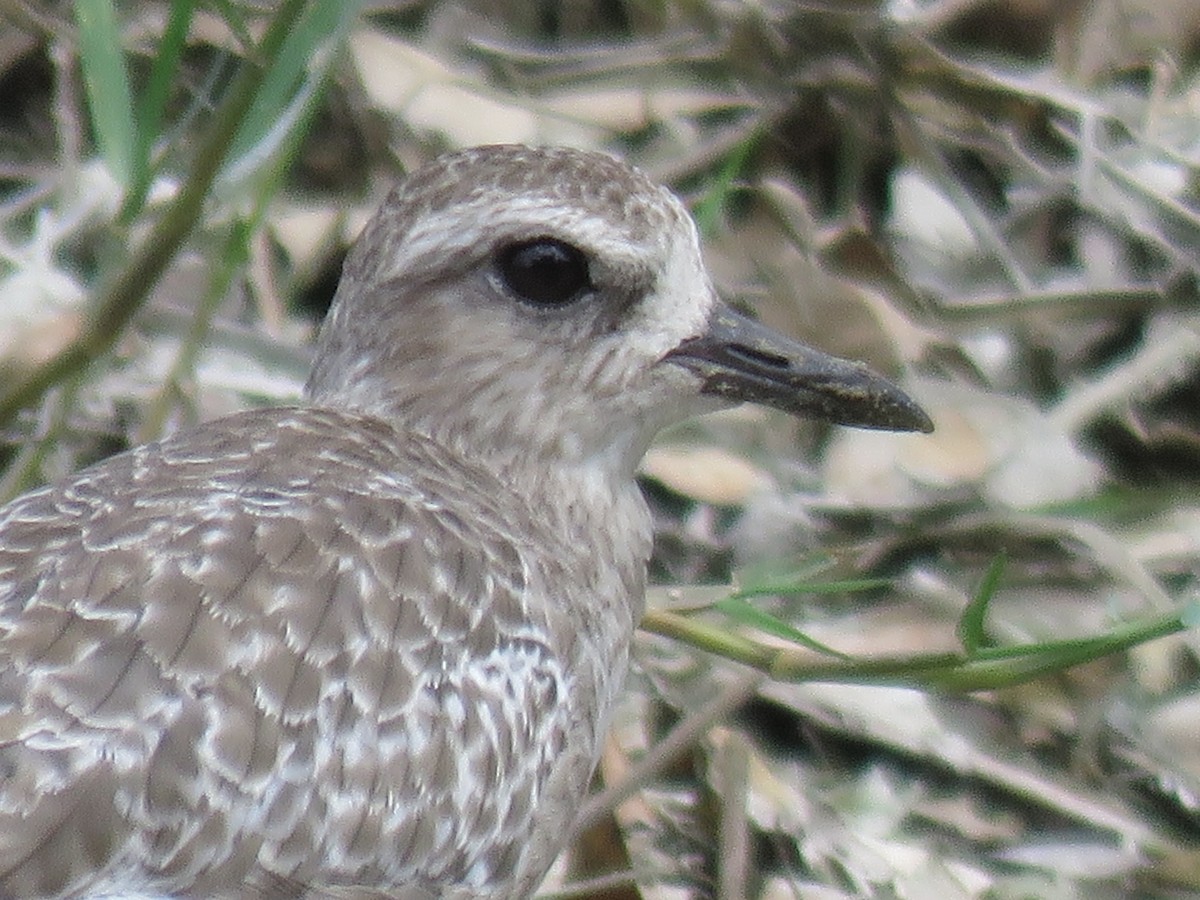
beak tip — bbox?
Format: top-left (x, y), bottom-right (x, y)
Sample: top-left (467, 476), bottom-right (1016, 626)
top-left (891, 398), bottom-right (935, 435)
top-left (906, 413), bottom-right (936, 435)
top-left (843, 367), bottom-right (934, 434)
top-left (828, 386), bottom-right (934, 434)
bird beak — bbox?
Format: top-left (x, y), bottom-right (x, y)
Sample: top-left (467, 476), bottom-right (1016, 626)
top-left (664, 303), bottom-right (934, 433)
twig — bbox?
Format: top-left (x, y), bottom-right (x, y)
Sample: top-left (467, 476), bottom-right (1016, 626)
top-left (571, 671), bottom-right (763, 839)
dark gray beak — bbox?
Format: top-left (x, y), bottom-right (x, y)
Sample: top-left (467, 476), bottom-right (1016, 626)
top-left (665, 304), bottom-right (934, 433)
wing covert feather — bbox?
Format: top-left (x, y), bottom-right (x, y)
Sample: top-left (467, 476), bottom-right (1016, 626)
top-left (0, 408), bottom-right (594, 897)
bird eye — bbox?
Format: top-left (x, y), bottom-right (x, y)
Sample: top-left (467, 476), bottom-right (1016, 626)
top-left (496, 238), bottom-right (591, 307)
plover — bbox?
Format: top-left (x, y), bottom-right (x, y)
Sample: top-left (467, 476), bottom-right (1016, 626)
top-left (0, 145), bottom-right (931, 898)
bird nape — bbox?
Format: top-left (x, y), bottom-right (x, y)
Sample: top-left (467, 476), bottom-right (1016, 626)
top-left (0, 144), bottom-right (930, 899)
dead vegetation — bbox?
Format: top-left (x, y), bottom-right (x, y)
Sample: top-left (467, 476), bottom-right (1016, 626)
top-left (2, 1), bottom-right (1200, 896)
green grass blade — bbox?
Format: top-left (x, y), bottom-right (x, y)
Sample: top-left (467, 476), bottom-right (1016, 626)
top-left (210, 0), bottom-right (255, 54)
top-left (224, 0), bottom-right (360, 174)
top-left (1180, 597), bottom-right (1200, 628)
top-left (691, 131), bottom-right (760, 236)
top-left (957, 551), bottom-right (1006, 654)
top-left (715, 597), bottom-right (851, 659)
top-left (643, 595), bottom-right (1194, 693)
top-left (122, 0), bottom-right (196, 218)
top-left (730, 576), bottom-right (894, 600)
top-left (74, 0), bottom-right (137, 186)
top-left (922, 608), bottom-right (1187, 689)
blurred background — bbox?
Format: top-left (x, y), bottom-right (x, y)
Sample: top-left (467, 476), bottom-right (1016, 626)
top-left (2, 1), bottom-right (1200, 896)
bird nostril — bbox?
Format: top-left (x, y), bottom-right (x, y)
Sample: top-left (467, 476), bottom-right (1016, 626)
top-left (726, 343), bottom-right (790, 370)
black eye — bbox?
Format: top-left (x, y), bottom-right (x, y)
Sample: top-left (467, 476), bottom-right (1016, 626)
top-left (496, 238), bottom-right (591, 307)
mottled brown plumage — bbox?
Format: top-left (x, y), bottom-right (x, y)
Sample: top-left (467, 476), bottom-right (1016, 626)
top-left (0, 145), bottom-right (929, 898)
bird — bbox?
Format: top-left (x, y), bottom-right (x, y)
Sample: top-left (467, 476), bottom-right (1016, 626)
top-left (0, 144), bottom-right (932, 899)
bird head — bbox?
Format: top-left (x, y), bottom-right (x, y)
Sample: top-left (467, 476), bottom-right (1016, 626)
top-left (307, 145), bottom-right (931, 481)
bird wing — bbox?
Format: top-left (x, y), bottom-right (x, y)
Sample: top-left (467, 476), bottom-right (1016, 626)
top-left (0, 407), bottom-right (580, 897)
